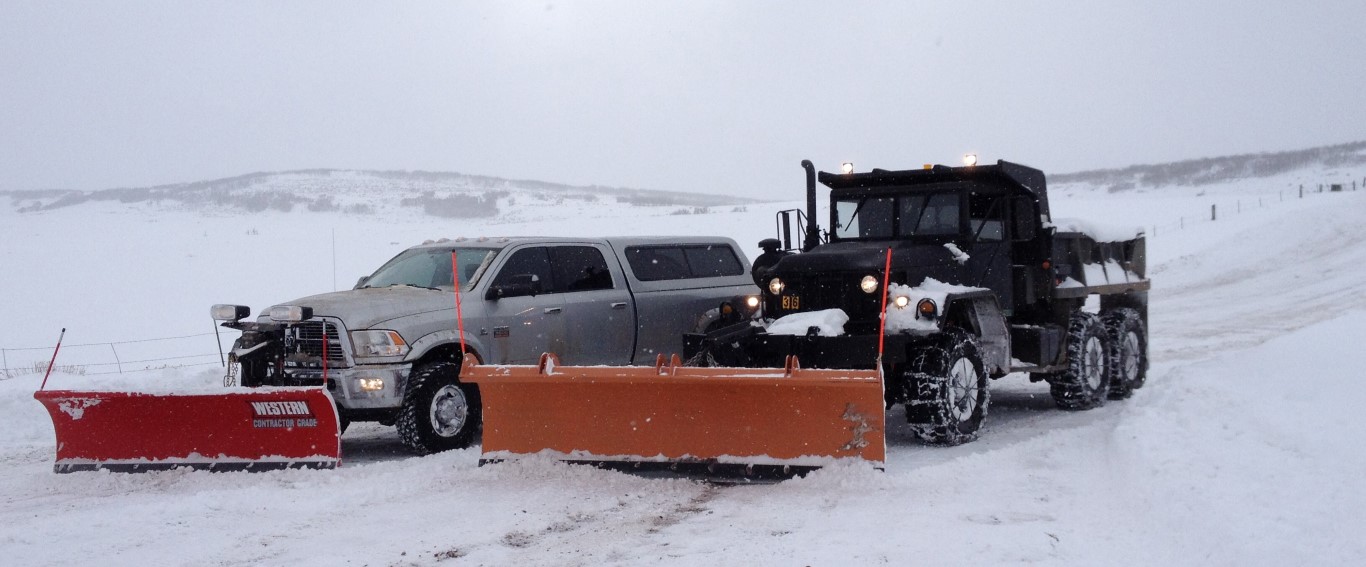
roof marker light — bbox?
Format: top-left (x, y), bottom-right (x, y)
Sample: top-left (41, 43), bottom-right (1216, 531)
top-left (841, 162), bottom-right (854, 174)
top-left (963, 154), bottom-right (979, 167)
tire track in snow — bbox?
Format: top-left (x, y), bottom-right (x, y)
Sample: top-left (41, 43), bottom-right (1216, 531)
top-left (427, 478), bottom-right (722, 566)
top-left (1150, 192), bottom-right (1366, 362)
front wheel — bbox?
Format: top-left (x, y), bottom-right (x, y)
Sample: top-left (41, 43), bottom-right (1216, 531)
top-left (396, 361), bottom-right (481, 455)
top-left (904, 329), bottom-right (989, 445)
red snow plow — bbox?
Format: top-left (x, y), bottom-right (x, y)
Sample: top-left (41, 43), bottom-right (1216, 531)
top-left (34, 388), bottom-right (341, 473)
top-left (32, 328), bottom-right (341, 473)
top-left (461, 353), bottom-right (884, 478)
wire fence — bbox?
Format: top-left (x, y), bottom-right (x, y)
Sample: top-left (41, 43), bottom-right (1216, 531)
top-left (1, 329), bottom-right (238, 381)
top-left (1142, 177), bottom-right (1360, 240)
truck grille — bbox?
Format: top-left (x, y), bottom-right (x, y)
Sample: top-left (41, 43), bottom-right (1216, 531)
top-left (779, 274), bottom-right (883, 332)
top-left (293, 320), bottom-right (346, 363)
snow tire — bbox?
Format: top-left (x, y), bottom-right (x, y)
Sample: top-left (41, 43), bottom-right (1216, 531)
top-left (1103, 308), bottom-right (1147, 399)
top-left (904, 328), bottom-right (989, 445)
top-left (1046, 311), bottom-right (1112, 410)
top-left (396, 361), bottom-right (481, 455)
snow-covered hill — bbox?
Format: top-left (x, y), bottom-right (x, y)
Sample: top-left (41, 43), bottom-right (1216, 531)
top-left (1, 157), bottom-right (1364, 565)
top-left (1, 168), bottom-right (758, 223)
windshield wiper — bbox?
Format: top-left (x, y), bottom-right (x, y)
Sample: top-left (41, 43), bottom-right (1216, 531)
top-left (840, 196), bottom-right (870, 232)
top-left (386, 283), bottom-right (441, 291)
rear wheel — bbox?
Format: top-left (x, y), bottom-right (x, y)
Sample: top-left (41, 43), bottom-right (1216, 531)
top-left (1047, 311), bottom-right (1111, 410)
top-left (904, 329), bottom-right (989, 445)
top-left (1103, 308), bottom-right (1147, 399)
top-left (396, 361), bottom-right (481, 455)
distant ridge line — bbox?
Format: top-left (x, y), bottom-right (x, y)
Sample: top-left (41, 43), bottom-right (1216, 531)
top-left (1054, 140), bottom-right (1366, 190)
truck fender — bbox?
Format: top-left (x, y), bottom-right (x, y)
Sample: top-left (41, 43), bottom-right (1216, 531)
top-left (405, 329), bottom-right (485, 367)
top-left (941, 294), bottom-right (1011, 377)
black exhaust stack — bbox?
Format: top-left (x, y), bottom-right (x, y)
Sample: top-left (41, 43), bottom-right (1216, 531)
top-left (801, 159), bottom-right (819, 252)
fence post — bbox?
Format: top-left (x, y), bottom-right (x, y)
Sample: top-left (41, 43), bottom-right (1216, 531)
top-left (109, 343), bottom-right (123, 374)
top-left (1211, 204), bottom-right (1217, 221)
top-left (1300, 185), bottom-right (1303, 198)
top-left (1237, 200), bottom-right (1240, 213)
top-left (1, 347), bottom-right (8, 379)
top-left (1180, 216), bottom-right (1184, 229)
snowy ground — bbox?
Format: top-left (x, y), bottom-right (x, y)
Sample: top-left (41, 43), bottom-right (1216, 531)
top-left (2, 170), bottom-right (1365, 565)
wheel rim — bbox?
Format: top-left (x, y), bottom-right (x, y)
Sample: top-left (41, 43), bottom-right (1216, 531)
top-left (1120, 331), bottom-right (1141, 383)
top-left (429, 385), bottom-right (469, 437)
top-left (1081, 336), bottom-right (1104, 390)
top-left (947, 356), bottom-right (980, 422)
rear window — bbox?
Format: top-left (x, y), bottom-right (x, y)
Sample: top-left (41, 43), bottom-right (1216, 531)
top-left (625, 245), bottom-right (744, 282)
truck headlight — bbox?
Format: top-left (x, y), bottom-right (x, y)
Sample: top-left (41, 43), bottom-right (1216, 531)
top-left (893, 296), bottom-right (910, 309)
top-left (269, 305), bottom-right (314, 322)
top-left (211, 304), bottom-right (250, 321)
top-left (768, 278), bottom-right (785, 295)
top-left (860, 275), bottom-right (879, 294)
top-left (350, 330), bottom-right (409, 357)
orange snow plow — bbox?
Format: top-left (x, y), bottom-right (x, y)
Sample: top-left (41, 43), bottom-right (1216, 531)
top-left (461, 352), bottom-right (884, 478)
top-left (34, 388), bottom-right (341, 473)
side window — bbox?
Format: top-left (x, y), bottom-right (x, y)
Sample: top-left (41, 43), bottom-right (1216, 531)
top-left (625, 247), bottom-right (690, 281)
top-left (549, 246), bottom-right (614, 292)
top-left (968, 193), bottom-right (1006, 242)
top-left (491, 247), bottom-right (553, 293)
top-left (626, 245), bottom-right (743, 281)
top-left (683, 245), bottom-right (744, 278)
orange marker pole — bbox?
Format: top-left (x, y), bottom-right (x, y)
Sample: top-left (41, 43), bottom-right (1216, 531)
top-left (877, 248), bottom-right (892, 359)
top-left (451, 252), bottom-right (467, 356)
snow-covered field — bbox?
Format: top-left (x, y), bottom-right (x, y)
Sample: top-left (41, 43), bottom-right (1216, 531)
top-left (2, 167), bottom-right (1365, 565)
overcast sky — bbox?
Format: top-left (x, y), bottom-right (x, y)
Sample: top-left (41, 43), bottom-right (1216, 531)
top-left (3, 1), bottom-right (1364, 199)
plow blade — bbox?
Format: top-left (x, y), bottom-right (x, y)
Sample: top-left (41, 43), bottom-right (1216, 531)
top-left (462, 353), bottom-right (884, 478)
top-left (34, 388), bottom-right (341, 473)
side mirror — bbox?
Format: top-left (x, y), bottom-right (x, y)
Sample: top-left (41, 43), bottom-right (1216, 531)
top-left (485, 274), bottom-right (541, 300)
top-left (354, 276), bottom-right (370, 289)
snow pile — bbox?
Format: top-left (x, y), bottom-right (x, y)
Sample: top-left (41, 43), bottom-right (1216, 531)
top-left (1052, 217), bottom-right (1144, 242)
top-left (764, 309), bottom-right (848, 337)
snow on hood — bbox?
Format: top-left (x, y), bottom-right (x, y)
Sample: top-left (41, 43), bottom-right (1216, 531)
top-left (765, 309), bottom-right (849, 337)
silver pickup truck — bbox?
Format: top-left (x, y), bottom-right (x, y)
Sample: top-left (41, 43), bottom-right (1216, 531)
top-left (212, 236), bottom-right (760, 454)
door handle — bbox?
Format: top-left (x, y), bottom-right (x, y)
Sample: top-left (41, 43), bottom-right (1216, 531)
top-left (610, 302), bottom-right (627, 309)
top-left (543, 307), bottom-right (562, 314)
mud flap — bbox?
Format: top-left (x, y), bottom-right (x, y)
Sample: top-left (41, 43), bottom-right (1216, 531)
top-left (462, 353), bottom-right (884, 478)
top-left (34, 388), bottom-right (341, 473)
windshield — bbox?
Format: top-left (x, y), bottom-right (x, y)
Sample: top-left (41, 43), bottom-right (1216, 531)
top-left (833, 192), bottom-right (959, 240)
top-left (362, 247), bottom-right (496, 290)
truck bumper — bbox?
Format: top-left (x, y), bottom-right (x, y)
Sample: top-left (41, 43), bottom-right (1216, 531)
top-left (750, 333), bottom-right (912, 369)
top-left (684, 323), bottom-right (921, 370)
top-left (284, 363), bottom-right (411, 411)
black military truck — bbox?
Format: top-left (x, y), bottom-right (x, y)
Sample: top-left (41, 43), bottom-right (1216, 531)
top-left (689, 159), bottom-right (1150, 444)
